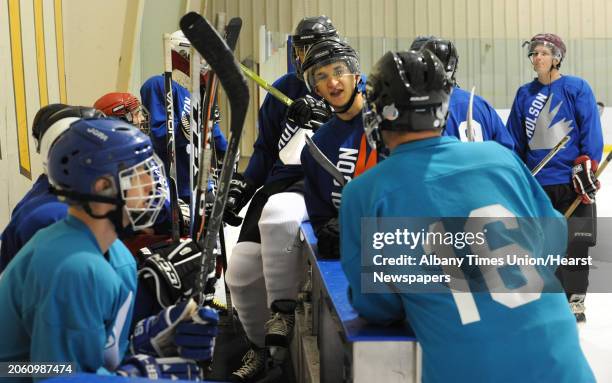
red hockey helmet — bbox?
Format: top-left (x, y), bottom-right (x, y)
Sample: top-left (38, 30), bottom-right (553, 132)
top-left (94, 92), bottom-right (150, 134)
top-left (525, 33), bottom-right (566, 68)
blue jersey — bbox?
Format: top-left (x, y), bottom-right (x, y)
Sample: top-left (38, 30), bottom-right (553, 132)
top-left (0, 215), bottom-right (137, 378)
top-left (507, 75), bottom-right (603, 186)
top-left (1, 175), bottom-right (67, 273)
top-left (244, 73), bottom-right (310, 187)
top-left (340, 136), bottom-right (594, 383)
top-left (140, 75), bottom-right (228, 201)
top-left (445, 86), bottom-right (514, 150)
top-left (10, 175), bottom-right (51, 218)
top-left (301, 113), bottom-right (378, 229)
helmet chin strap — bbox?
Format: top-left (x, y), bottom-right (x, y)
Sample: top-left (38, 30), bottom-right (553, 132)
top-left (82, 203), bottom-right (128, 237)
top-left (333, 83), bottom-right (359, 114)
top-left (50, 187), bottom-right (128, 235)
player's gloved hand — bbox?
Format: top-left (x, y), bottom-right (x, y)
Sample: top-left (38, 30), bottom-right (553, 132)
top-left (117, 354), bottom-right (203, 380)
top-left (174, 306), bottom-right (219, 361)
top-left (225, 173), bottom-right (256, 215)
top-left (286, 95), bottom-right (332, 131)
top-left (205, 191), bottom-right (243, 227)
top-left (315, 217), bottom-right (340, 259)
top-left (178, 198), bottom-right (192, 236)
top-left (130, 298), bottom-right (199, 357)
top-left (136, 239), bottom-right (202, 308)
top-left (572, 155), bottom-right (600, 204)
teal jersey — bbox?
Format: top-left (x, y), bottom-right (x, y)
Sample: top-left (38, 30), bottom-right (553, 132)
top-left (0, 215), bottom-right (136, 380)
top-left (340, 136), bottom-right (594, 383)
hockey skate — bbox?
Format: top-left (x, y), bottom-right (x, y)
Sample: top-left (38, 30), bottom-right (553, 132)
top-left (569, 294), bottom-right (586, 323)
top-left (265, 300), bottom-right (296, 365)
top-left (230, 345), bottom-right (268, 382)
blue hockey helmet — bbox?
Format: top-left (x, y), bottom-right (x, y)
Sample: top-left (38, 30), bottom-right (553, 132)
top-left (363, 49), bottom-right (452, 151)
top-left (48, 118), bottom-right (168, 231)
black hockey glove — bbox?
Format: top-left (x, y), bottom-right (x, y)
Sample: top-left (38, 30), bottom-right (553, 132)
top-left (204, 191), bottom-right (243, 227)
top-left (286, 95), bottom-right (332, 131)
top-left (225, 173), bottom-right (257, 215)
top-left (136, 238), bottom-right (203, 308)
top-left (315, 217), bottom-right (340, 259)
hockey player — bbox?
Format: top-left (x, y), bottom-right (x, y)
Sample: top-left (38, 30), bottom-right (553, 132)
top-left (341, 48), bottom-right (594, 383)
top-left (0, 118), bottom-right (218, 380)
top-left (410, 36), bottom-right (514, 150)
top-left (0, 105), bottom-right (104, 273)
top-left (506, 33), bottom-right (603, 322)
top-left (94, 92), bottom-right (150, 134)
top-left (300, 39), bottom-right (378, 260)
top-left (223, 16), bottom-right (337, 382)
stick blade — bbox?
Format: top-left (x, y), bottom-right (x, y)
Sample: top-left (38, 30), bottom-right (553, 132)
top-left (180, 12), bottom-right (249, 129)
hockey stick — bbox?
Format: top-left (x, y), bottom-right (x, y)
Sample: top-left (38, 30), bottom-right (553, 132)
top-left (239, 62), bottom-right (344, 185)
top-left (163, 33), bottom-right (183, 243)
top-left (305, 135), bottom-right (345, 186)
top-left (181, 12), bottom-right (249, 304)
top-left (466, 86), bottom-right (476, 142)
top-left (565, 150), bottom-right (612, 218)
top-left (240, 62), bottom-right (294, 106)
top-left (530, 135), bottom-right (570, 176)
top-left (190, 17), bottom-right (242, 242)
top-left (189, 46), bottom-right (202, 232)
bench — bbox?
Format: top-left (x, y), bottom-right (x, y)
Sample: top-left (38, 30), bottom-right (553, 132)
top-left (295, 222), bottom-right (421, 383)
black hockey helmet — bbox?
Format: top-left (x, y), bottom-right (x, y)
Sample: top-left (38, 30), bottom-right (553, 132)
top-left (302, 39), bottom-right (360, 92)
top-left (290, 16), bottom-right (339, 79)
top-left (363, 49), bottom-right (452, 150)
top-left (35, 105), bottom-right (106, 174)
top-left (410, 36), bottom-right (459, 84)
top-left (31, 103), bottom-right (68, 152)
top-left (302, 39), bottom-right (361, 113)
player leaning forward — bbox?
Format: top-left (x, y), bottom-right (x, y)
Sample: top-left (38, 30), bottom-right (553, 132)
top-left (341, 49), bottom-right (595, 382)
top-left (0, 119), bottom-right (217, 380)
top-left (506, 33), bottom-right (603, 322)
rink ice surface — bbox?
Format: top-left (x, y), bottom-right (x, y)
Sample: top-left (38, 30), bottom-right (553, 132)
top-left (222, 170), bottom-right (612, 381)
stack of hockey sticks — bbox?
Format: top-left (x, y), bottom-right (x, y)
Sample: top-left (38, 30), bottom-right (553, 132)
top-left (162, 33), bottom-right (185, 243)
top-left (135, 17), bottom-right (242, 316)
top-left (180, 12), bottom-right (248, 306)
top-left (192, 16), bottom-right (242, 313)
top-left (190, 17), bottom-right (242, 244)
